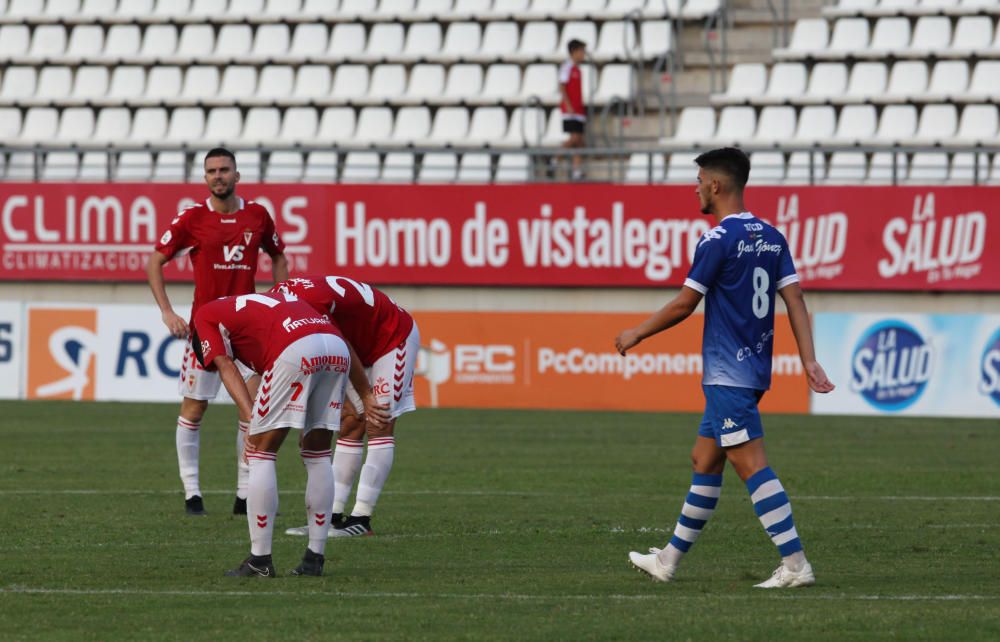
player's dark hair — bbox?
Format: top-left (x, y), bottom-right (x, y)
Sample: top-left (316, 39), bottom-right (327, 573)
top-left (694, 147), bottom-right (751, 190)
top-left (190, 328), bottom-right (206, 368)
top-left (204, 147), bottom-right (237, 168)
top-left (568, 39), bottom-right (586, 54)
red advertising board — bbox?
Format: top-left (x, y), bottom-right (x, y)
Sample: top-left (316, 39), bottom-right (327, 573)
top-left (0, 183), bottom-right (994, 290)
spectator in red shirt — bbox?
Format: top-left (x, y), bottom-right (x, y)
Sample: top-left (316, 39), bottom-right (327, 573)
top-left (559, 39), bottom-right (588, 180)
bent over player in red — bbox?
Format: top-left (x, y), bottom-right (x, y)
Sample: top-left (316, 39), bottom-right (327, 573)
top-left (273, 275), bottom-right (420, 538)
top-left (147, 148), bottom-right (288, 516)
top-left (191, 291), bottom-right (387, 577)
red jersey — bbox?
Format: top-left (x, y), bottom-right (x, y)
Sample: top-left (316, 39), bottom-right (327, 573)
top-left (559, 60), bottom-right (585, 121)
top-left (154, 197), bottom-right (285, 323)
top-left (193, 292), bottom-right (341, 374)
top-left (271, 275), bottom-right (414, 367)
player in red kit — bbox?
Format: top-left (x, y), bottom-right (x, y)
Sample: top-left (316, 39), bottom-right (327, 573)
top-left (146, 148), bottom-right (288, 517)
top-left (190, 291), bottom-right (385, 577)
top-left (559, 39), bottom-right (587, 180)
top-left (273, 275), bottom-right (419, 538)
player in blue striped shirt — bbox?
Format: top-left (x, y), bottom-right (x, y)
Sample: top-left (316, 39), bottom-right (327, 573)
top-left (615, 147), bottom-right (835, 588)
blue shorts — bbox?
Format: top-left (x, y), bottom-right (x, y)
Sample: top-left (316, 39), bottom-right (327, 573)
top-left (697, 385), bottom-right (765, 448)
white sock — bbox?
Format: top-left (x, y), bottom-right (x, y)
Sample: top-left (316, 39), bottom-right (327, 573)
top-left (175, 416), bottom-right (201, 499)
top-left (352, 436), bottom-right (395, 517)
top-left (236, 420), bottom-right (249, 500)
top-left (302, 447), bottom-right (334, 555)
top-left (332, 438), bottom-right (363, 515)
top-left (246, 450), bottom-right (278, 557)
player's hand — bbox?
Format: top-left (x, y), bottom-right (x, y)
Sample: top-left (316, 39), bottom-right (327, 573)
top-left (161, 309), bottom-right (189, 339)
top-left (804, 360), bottom-right (835, 393)
top-left (361, 395), bottom-right (391, 428)
top-left (615, 328), bottom-right (642, 355)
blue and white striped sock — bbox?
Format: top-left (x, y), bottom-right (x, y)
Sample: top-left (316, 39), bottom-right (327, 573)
top-left (745, 467), bottom-right (803, 559)
top-left (658, 473), bottom-right (723, 568)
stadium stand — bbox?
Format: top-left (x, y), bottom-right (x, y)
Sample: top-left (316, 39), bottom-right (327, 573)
top-left (0, 0), bottom-right (997, 183)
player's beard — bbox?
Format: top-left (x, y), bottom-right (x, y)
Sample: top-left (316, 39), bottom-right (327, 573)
top-left (211, 182), bottom-right (235, 200)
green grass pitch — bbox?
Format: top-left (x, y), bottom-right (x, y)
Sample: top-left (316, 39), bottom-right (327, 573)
top-left (0, 400), bottom-right (998, 641)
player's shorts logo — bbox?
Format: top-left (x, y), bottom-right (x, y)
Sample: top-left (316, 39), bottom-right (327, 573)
top-left (850, 320), bottom-right (932, 411)
top-left (27, 308), bottom-right (98, 401)
top-left (979, 328), bottom-right (1000, 407)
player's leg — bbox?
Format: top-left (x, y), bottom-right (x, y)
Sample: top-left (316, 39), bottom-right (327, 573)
top-left (290, 333), bottom-right (350, 576)
top-left (233, 371), bottom-right (260, 515)
top-left (725, 439), bottom-right (813, 588)
top-left (334, 325), bottom-right (419, 537)
top-left (720, 389), bottom-right (813, 589)
top-left (570, 131), bottom-right (585, 179)
top-left (226, 426), bottom-right (288, 577)
top-left (629, 419), bottom-right (727, 581)
top-left (176, 339), bottom-right (222, 514)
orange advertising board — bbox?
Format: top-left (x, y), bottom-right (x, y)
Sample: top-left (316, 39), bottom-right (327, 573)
top-left (412, 311), bottom-right (809, 414)
top-left (26, 307), bottom-right (97, 401)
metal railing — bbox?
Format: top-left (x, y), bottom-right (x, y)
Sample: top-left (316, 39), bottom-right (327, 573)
top-left (3, 143), bottom-right (998, 186)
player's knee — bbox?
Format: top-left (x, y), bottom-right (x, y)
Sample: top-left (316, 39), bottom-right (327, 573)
top-left (366, 418), bottom-right (396, 440)
top-left (180, 398), bottom-right (208, 423)
top-left (339, 413), bottom-right (365, 440)
top-left (248, 428), bottom-right (289, 453)
top-left (301, 428), bottom-right (333, 452)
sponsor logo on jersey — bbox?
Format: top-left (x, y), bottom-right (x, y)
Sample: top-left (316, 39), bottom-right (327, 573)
top-left (27, 308), bottom-right (98, 401)
top-left (850, 320), bottom-right (933, 411)
top-left (160, 230), bottom-right (172, 245)
top-left (979, 328), bottom-right (1000, 407)
top-left (299, 354), bottom-right (348, 374)
top-left (222, 244), bottom-right (245, 262)
top-left (282, 316), bottom-right (331, 333)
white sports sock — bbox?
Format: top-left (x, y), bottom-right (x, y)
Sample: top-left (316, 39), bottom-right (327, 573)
top-left (175, 416), bottom-right (201, 500)
top-left (352, 437), bottom-right (395, 517)
top-left (332, 438), bottom-right (363, 514)
top-left (235, 420), bottom-right (249, 500)
top-left (302, 448), bottom-right (334, 555)
top-left (246, 451), bottom-right (278, 557)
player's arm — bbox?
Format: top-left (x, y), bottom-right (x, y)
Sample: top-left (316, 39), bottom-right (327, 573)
top-left (215, 355), bottom-right (254, 422)
top-left (146, 250), bottom-right (188, 338)
top-left (615, 286), bottom-right (703, 355)
top-left (778, 283), bottom-right (835, 394)
top-left (344, 340), bottom-right (391, 428)
top-left (271, 253), bottom-right (289, 283)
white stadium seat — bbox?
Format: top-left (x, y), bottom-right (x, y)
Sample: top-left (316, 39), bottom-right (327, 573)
top-left (278, 107), bottom-right (319, 143)
top-left (804, 63), bottom-right (848, 103)
top-left (141, 25), bottom-right (178, 61)
top-left (417, 152), bottom-right (458, 183)
top-left (35, 67), bottom-right (73, 102)
top-left (55, 107), bottom-right (94, 142)
top-left (241, 107), bottom-right (282, 143)
top-left (495, 153), bottom-right (532, 182)
top-left (955, 105), bottom-right (999, 143)
top-left (214, 25), bottom-right (253, 61)
top-left (966, 61), bottom-right (1000, 101)
top-left (331, 65), bottom-right (370, 103)
top-left (229, 0), bottom-right (267, 19)
top-left (341, 151), bottom-right (382, 183)
top-left (717, 63), bottom-right (766, 104)
top-left (712, 106), bottom-right (755, 145)
top-left (443, 64), bottom-right (484, 103)
top-left (749, 151), bottom-right (785, 184)
top-left (593, 64), bottom-right (632, 105)
top-left (827, 18), bottom-right (869, 57)
top-left (755, 106), bottom-right (796, 145)
top-left (152, 151), bottom-right (188, 183)
top-left (252, 24), bottom-right (292, 61)
top-left (466, 106), bottom-right (508, 145)
top-left (79, 151), bottom-right (110, 182)
top-left (867, 152), bottom-right (908, 184)
top-left (908, 17), bottom-right (950, 56)
top-left (949, 152), bottom-right (990, 183)
top-left (512, 22), bottom-right (558, 62)
top-left (458, 152), bottom-right (493, 182)
top-left (45, 0), bottom-right (80, 17)
top-left (264, 151), bottom-right (304, 183)
top-left (403, 64), bottom-right (447, 104)
top-left (381, 151), bottom-right (415, 182)
top-left (401, 23), bottom-right (443, 62)
top-left (105, 25), bottom-right (142, 60)
top-left (867, 18), bottom-right (910, 55)
top-left (217, 66), bottom-right (257, 102)
top-left (166, 107), bottom-right (206, 143)
top-left (666, 152), bottom-right (698, 182)
top-left (294, 65), bottom-right (333, 101)
top-left (204, 107), bottom-right (244, 144)
top-left (786, 152), bottom-right (826, 184)
top-left (670, 107), bottom-right (715, 143)
top-left (289, 24), bottom-right (330, 59)
top-left (826, 152), bottom-right (867, 184)
top-left (366, 65), bottom-right (408, 104)
top-left (429, 106), bottom-right (471, 144)
top-left (42, 152), bottom-right (80, 182)
top-left (93, 108), bottom-right (131, 143)
top-left (255, 66), bottom-right (295, 103)
top-left (793, 106), bottom-right (836, 142)
top-left (845, 62), bottom-right (888, 102)
top-left (520, 64), bottom-right (559, 104)
top-left (919, 61), bottom-right (968, 102)
top-left (906, 152), bottom-right (949, 184)
top-left (625, 152), bottom-right (664, 183)
top-left (762, 63), bottom-right (807, 104)
top-left (176, 25), bottom-right (216, 62)
top-left (883, 61), bottom-right (927, 100)
top-left (359, 23), bottom-right (405, 62)
top-left (477, 64), bottom-right (522, 104)
top-left (317, 107), bottom-right (357, 143)
top-left (833, 105), bottom-right (877, 143)
top-left (328, 24), bottom-right (367, 60)
top-left (27, 25), bottom-right (68, 61)
top-left (949, 17), bottom-right (992, 57)
top-left (115, 151), bottom-right (154, 181)
top-left (639, 20), bottom-right (673, 60)
top-left (303, 150), bottom-right (339, 183)
top-left (391, 106), bottom-right (432, 144)
top-left (0, 67), bottom-right (37, 101)
top-left (775, 18), bottom-right (828, 58)
top-left (19, 107), bottom-right (59, 143)
top-left (116, 0), bottom-right (155, 18)
top-left (64, 26), bottom-right (104, 63)
top-left (0, 107), bottom-right (23, 140)
top-left (911, 104), bottom-right (957, 144)
top-left (0, 26), bottom-right (29, 61)
top-left (875, 104), bottom-right (918, 142)
top-left (353, 107), bottom-right (395, 144)
top-left (440, 22), bottom-right (482, 62)
top-left (145, 67), bottom-right (184, 102)
top-left (593, 21), bottom-right (637, 63)
top-left (476, 22), bottom-right (520, 62)
top-left (70, 67), bottom-right (109, 104)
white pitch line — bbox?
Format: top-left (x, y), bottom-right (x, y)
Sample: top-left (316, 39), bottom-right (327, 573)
top-left (0, 586), bottom-right (996, 603)
top-left (0, 489), bottom-right (999, 501)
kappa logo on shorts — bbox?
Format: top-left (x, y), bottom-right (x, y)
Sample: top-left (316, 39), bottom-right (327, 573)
top-left (722, 417), bottom-right (738, 430)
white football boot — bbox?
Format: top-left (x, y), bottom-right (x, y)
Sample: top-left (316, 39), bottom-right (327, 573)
top-left (284, 525), bottom-right (308, 536)
top-left (754, 561), bottom-right (815, 588)
top-left (628, 547), bottom-right (676, 582)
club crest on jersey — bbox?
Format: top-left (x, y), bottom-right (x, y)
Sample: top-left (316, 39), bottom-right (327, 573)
top-left (243, 229), bottom-right (253, 245)
top-left (160, 230), bottom-right (172, 245)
